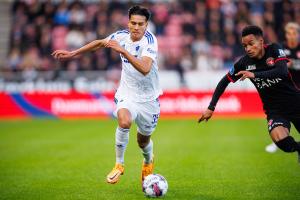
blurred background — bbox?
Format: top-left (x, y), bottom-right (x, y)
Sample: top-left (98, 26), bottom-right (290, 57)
top-left (0, 0), bottom-right (299, 118)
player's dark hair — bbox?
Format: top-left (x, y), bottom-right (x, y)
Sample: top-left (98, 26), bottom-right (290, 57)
top-left (242, 25), bottom-right (263, 37)
top-left (128, 5), bottom-right (151, 21)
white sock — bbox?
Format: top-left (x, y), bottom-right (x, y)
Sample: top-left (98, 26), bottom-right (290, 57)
top-left (115, 127), bottom-right (129, 164)
top-left (142, 139), bottom-right (153, 164)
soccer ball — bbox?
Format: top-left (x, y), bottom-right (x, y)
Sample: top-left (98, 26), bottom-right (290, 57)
top-left (142, 174), bottom-right (168, 198)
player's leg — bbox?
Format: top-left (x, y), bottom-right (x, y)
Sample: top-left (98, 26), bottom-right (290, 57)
top-left (138, 132), bottom-right (154, 182)
top-left (107, 100), bottom-right (137, 184)
top-left (291, 119), bottom-right (300, 163)
top-left (116, 108), bottom-right (133, 162)
top-left (265, 118), bottom-right (283, 153)
top-left (268, 117), bottom-right (300, 163)
top-left (137, 133), bottom-right (153, 164)
top-left (135, 99), bottom-right (160, 181)
top-left (270, 125), bottom-right (300, 163)
top-left (106, 109), bottom-right (131, 184)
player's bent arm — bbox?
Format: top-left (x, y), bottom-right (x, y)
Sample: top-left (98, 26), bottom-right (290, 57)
top-left (208, 75), bottom-right (231, 111)
top-left (72, 39), bottom-right (107, 56)
top-left (254, 60), bottom-right (289, 79)
top-left (121, 50), bottom-right (153, 75)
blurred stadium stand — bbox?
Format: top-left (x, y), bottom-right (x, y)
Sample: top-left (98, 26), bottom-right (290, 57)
top-left (0, 1), bottom-right (11, 67)
top-left (0, 0), bottom-right (299, 91)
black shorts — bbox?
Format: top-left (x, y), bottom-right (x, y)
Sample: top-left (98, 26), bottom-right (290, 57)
top-left (267, 115), bottom-right (300, 133)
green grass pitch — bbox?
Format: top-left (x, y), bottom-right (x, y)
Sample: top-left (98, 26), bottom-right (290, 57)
top-left (0, 118), bottom-right (299, 200)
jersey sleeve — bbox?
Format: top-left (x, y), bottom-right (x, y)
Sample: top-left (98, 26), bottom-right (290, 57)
top-left (226, 59), bottom-right (243, 83)
top-left (141, 40), bottom-right (158, 61)
top-left (271, 43), bottom-right (289, 63)
top-left (105, 32), bottom-right (116, 42)
top-left (254, 43), bottom-right (289, 79)
top-left (208, 75), bottom-right (231, 111)
top-left (105, 30), bottom-right (129, 43)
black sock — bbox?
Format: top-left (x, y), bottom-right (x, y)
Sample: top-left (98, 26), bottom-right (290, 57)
top-left (275, 136), bottom-right (300, 153)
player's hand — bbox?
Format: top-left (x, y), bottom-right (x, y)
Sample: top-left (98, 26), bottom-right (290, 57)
top-left (235, 71), bottom-right (255, 81)
top-left (105, 40), bottom-right (125, 54)
top-left (51, 50), bottom-right (76, 60)
top-left (198, 109), bottom-right (214, 123)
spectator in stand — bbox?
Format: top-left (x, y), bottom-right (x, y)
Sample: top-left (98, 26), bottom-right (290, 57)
top-left (4, 0), bottom-right (300, 83)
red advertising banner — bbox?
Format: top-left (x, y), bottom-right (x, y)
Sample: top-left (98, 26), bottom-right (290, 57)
top-left (0, 90), bottom-right (264, 119)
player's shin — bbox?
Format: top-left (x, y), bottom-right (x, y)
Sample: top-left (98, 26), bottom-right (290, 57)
top-left (275, 136), bottom-right (300, 153)
top-left (141, 139), bottom-right (153, 164)
top-left (115, 127), bottom-right (130, 164)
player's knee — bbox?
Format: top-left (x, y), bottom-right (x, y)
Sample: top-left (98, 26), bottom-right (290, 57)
top-left (270, 126), bottom-right (289, 141)
top-left (118, 119), bottom-right (131, 129)
top-left (275, 136), bottom-right (299, 153)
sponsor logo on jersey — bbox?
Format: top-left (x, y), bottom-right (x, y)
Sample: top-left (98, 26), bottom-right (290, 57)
top-left (266, 57), bottom-right (275, 66)
top-left (278, 49), bottom-right (286, 58)
top-left (136, 46), bottom-right (140, 51)
top-left (252, 77), bottom-right (282, 89)
top-left (246, 64), bottom-right (256, 70)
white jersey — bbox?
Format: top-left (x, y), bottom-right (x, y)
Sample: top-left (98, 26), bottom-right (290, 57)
top-left (107, 29), bottom-right (162, 102)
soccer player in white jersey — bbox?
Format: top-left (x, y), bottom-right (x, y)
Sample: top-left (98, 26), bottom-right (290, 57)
top-left (52, 5), bottom-right (161, 184)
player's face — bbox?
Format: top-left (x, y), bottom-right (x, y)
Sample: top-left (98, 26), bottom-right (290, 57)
top-left (285, 28), bottom-right (299, 43)
top-left (128, 15), bottom-right (148, 42)
top-left (241, 34), bottom-right (264, 58)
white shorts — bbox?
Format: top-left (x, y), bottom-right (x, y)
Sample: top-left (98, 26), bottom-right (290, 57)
top-left (113, 97), bottom-right (160, 136)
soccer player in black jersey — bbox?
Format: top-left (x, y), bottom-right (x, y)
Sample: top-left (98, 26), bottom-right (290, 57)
top-left (198, 25), bottom-right (300, 163)
top-left (265, 22), bottom-right (300, 153)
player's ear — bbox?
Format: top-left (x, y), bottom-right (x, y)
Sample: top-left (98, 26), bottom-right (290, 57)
top-left (259, 37), bottom-right (264, 45)
top-left (257, 37), bottom-right (264, 45)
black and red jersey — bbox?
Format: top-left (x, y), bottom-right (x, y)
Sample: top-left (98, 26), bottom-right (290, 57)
top-left (227, 43), bottom-right (300, 117)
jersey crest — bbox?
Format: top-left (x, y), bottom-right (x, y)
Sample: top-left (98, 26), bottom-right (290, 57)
top-left (266, 57), bottom-right (275, 67)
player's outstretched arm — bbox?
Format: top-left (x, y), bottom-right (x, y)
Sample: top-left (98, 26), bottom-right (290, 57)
top-left (52, 39), bottom-right (107, 61)
top-left (198, 75), bottom-right (231, 123)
